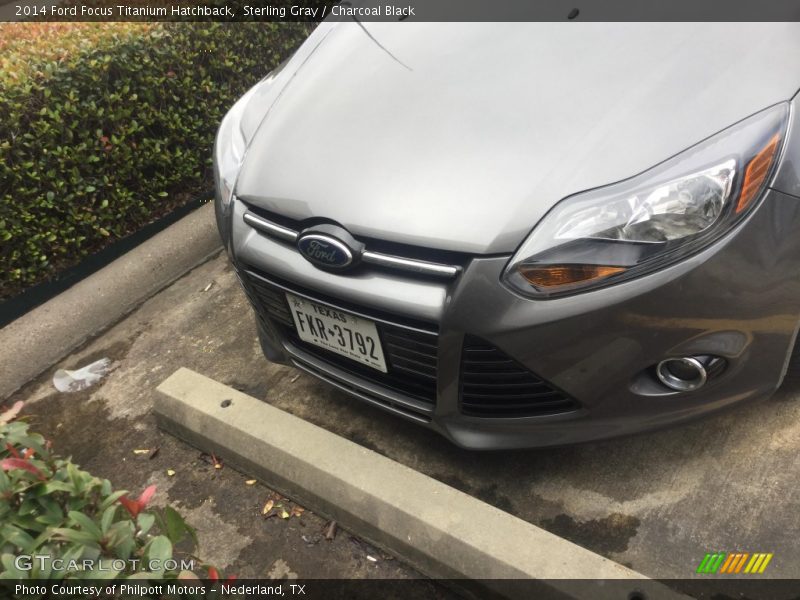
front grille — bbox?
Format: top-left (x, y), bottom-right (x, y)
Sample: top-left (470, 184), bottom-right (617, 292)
top-left (242, 201), bottom-right (471, 271)
top-left (460, 337), bottom-right (578, 418)
top-left (240, 268), bottom-right (438, 407)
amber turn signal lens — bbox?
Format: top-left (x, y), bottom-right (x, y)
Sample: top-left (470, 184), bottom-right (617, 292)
top-left (736, 133), bottom-right (781, 213)
top-left (519, 264), bottom-right (627, 289)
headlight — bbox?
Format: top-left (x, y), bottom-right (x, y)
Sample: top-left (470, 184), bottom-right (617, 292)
top-left (503, 103), bottom-right (790, 298)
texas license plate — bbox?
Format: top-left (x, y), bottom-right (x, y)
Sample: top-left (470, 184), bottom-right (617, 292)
top-left (286, 293), bottom-right (387, 372)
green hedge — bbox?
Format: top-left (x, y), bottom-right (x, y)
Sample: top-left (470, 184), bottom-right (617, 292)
top-left (0, 22), bottom-right (310, 299)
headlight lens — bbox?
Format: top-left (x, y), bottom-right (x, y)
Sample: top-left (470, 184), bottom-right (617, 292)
top-left (504, 103), bottom-right (789, 298)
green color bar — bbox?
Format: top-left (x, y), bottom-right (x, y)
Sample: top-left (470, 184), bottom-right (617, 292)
top-left (696, 553), bottom-right (713, 574)
top-left (710, 552), bottom-right (727, 573)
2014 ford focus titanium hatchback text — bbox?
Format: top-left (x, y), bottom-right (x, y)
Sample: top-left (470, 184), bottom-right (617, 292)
top-left (214, 23), bottom-right (800, 449)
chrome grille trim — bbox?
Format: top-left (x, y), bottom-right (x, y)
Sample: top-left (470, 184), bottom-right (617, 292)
top-left (243, 211), bottom-right (298, 243)
top-left (361, 250), bottom-right (459, 277)
top-left (242, 209), bottom-right (461, 280)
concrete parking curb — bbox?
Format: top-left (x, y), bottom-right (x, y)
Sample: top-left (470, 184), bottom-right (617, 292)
top-left (0, 203), bottom-right (221, 401)
top-left (155, 367), bottom-right (687, 600)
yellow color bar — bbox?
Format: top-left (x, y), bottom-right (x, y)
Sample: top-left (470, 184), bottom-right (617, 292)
top-left (746, 554), bottom-right (766, 573)
top-left (744, 554), bottom-right (758, 573)
top-left (758, 553), bottom-right (773, 574)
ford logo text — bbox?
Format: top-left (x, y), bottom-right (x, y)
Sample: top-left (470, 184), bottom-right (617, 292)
top-left (297, 234), bottom-right (354, 269)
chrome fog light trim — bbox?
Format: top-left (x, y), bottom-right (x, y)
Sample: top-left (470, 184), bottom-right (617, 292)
top-left (656, 357), bottom-right (708, 391)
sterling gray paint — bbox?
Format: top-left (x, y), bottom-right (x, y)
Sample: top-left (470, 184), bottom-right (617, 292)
top-left (773, 93), bottom-right (800, 199)
top-left (235, 23), bottom-right (800, 254)
top-left (217, 23), bottom-right (800, 448)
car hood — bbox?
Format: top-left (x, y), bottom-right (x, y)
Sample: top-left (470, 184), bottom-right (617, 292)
top-left (235, 22), bottom-right (800, 254)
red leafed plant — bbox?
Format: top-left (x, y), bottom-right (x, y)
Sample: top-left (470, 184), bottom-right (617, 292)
top-left (0, 400), bottom-right (234, 583)
top-left (0, 456), bottom-right (45, 480)
top-left (208, 566), bottom-right (237, 584)
top-left (119, 484), bottom-right (157, 518)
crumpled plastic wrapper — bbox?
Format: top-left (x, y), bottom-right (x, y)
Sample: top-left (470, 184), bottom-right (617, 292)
top-left (53, 358), bottom-right (112, 393)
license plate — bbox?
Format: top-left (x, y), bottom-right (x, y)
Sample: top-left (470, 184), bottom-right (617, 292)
top-left (286, 293), bottom-right (387, 373)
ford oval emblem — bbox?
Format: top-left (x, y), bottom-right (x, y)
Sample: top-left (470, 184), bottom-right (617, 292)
top-left (297, 234), bottom-right (354, 269)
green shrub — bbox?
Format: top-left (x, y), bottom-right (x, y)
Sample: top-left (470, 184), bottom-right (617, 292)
top-left (0, 401), bottom-right (223, 585)
top-left (0, 22), bottom-right (310, 299)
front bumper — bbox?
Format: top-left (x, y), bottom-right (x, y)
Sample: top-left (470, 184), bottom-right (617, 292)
top-left (225, 190), bottom-right (800, 449)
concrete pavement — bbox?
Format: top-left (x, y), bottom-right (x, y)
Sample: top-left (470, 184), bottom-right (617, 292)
top-left (0, 202), bottom-right (221, 400)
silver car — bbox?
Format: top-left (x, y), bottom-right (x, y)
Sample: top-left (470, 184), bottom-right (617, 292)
top-left (214, 23), bottom-right (800, 449)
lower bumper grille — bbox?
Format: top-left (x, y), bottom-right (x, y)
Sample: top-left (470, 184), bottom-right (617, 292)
top-left (239, 267), bottom-right (578, 421)
top-left (240, 268), bottom-right (438, 409)
top-left (460, 337), bottom-right (578, 418)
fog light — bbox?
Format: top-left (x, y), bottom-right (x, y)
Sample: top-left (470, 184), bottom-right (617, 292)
top-left (656, 357), bottom-right (707, 391)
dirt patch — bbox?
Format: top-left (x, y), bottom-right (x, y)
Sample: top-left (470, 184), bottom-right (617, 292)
top-left (25, 394), bottom-right (120, 468)
top-left (539, 513), bottom-right (641, 555)
top-left (426, 473), bottom-right (515, 514)
top-left (65, 337), bottom-right (139, 370)
top-left (344, 428), bottom-right (386, 455)
top-left (473, 484), bottom-right (515, 514)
